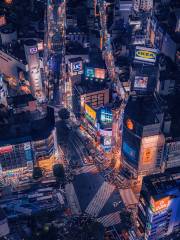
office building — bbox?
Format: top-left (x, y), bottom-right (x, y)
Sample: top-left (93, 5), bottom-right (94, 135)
top-left (121, 95), bottom-right (165, 185)
top-left (24, 39), bottom-right (45, 102)
top-left (137, 169), bottom-right (180, 239)
top-left (73, 81), bottom-right (110, 118)
top-left (0, 100), bottom-right (58, 182)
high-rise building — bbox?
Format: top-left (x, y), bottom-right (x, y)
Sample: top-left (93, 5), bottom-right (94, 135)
top-left (24, 39), bottom-right (46, 102)
top-left (121, 95), bottom-right (165, 186)
top-left (137, 168), bottom-right (180, 239)
top-left (0, 97), bottom-right (58, 183)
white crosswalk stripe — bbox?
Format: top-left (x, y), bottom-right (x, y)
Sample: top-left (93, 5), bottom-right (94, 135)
top-left (65, 183), bottom-right (81, 215)
top-left (97, 212), bottom-right (121, 227)
top-left (74, 165), bottom-right (98, 175)
top-left (85, 182), bottom-right (115, 217)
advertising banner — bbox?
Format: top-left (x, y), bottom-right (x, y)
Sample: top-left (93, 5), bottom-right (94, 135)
top-left (150, 196), bottom-right (170, 213)
top-left (71, 61), bottom-right (83, 75)
top-left (103, 136), bottom-right (112, 146)
top-left (122, 142), bottom-right (136, 161)
top-left (29, 47), bottom-right (38, 54)
top-left (100, 108), bottom-right (112, 123)
top-left (95, 68), bottom-right (105, 79)
top-left (135, 46), bottom-right (158, 63)
top-left (0, 146), bottom-right (13, 154)
top-left (85, 67), bottom-right (95, 78)
top-left (134, 76), bottom-right (148, 90)
top-left (84, 103), bottom-right (96, 121)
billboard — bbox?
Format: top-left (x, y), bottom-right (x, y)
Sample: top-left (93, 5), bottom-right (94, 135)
top-left (140, 135), bottom-right (163, 166)
top-left (100, 108), bottom-right (112, 123)
top-left (71, 61), bottom-right (83, 74)
top-left (134, 47), bottom-right (158, 63)
top-left (0, 146), bottom-right (13, 154)
top-left (103, 136), bottom-right (112, 146)
top-left (29, 47), bottom-right (38, 54)
top-left (24, 142), bottom-right (33, 161)
top-left (122, 142), bottom-right (136, 161)
top-left (84, 103), bottom-right (96, 121)
top-left (142, 148), bottom-right (153, 164)
top-left (95, 68), bottom-right (105, 79)
top-left (85, 67), bottom-right (95, 78)
top-left (126, 119), bottom-right (134, 130)
top-left (150, 196), bottom-right (170, 213)
top-left (134, 76), bottom-right (148, 90)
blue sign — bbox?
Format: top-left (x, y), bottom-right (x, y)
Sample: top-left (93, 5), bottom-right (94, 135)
top-left (25, 149), bottom-right (33, 161)
top-left (72, 62), bottom-right (82, 72)
top-left (100, 107), bottom-right (112, 123)
top-left (122, 142), bottom-right (136, 161)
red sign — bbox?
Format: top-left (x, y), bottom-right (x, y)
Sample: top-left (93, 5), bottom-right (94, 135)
top-left (0, 146), bottom-right (13, 154)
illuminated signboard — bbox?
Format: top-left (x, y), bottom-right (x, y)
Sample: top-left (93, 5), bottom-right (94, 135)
top-left (24, 142), bottom-right (31, 150)
top-left (104, 136), bottom-right (112, 146)
top-left (135, 46), bottom-right (158, 63)
top-left (122, 142), bottom-right (136, 161)
top-left (100, 108), bottom-right (112, 123)
top-left (0, 146), bottom-right (13, 154)
top-left (38, 42), bottom-right (44, 51)
top-left (126, 119), bottom-right (134, 130)
top-left (29, 47), bottom-right (38, 54)
top-left (134, 76), bottom-right (148, 90)
top-left (95, 68), bottom-right (105, 79)
top-left (85, 67), bottom-right (95, 78)
top-left (142, 148), bottom-right (153, 164)
top-left (84, 103), bottom-right (96, 121)
top-left (140, 135), bottom-right (164, 166)
top-left (71, 61), bottom-right (83, 72)
top-left (150, 196), bottom-right (170, 213)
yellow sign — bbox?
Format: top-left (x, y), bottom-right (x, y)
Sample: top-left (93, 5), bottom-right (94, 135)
top-left (150, 196), bottom-right (170, 213)
top-left (136, 50), bottom-right (156, 60)
top-left (84, 103), bottom-right (96, 121)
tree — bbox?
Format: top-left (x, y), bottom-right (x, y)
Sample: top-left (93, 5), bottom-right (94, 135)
top-left (58, 108), bottom-right (70, 120)
top-left (53, 164), bottom-right (65, 183)
top-left (32, 167), bottom-right (43, 180)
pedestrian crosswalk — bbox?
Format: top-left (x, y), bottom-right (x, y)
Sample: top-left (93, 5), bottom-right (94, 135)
top-left (54, 109), bottom-right (60, 121)
top-left (97, 212), bottom-right (121, 227)
top-left (65, 183), bottom-right (81, 215)
top-left (74, 165), bottom-right (98, 175)
top-left (85, 182), bottom-right (115, 217)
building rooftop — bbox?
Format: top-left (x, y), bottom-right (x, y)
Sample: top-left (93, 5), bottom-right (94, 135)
top-left (125, 95), bottom-right (162, 126)
top-left (66, 41), bottom-right (89, 55)
top-left (74, 81), bottom-right (109, 95)
top-left (87, 50), bottom-right (106, 69)
top-left (143, 167), bottom-right (180, 200)
top-left (0, 107), bottom-right (55, 145)
top-left (0, 41), bottom-right (27, 65)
